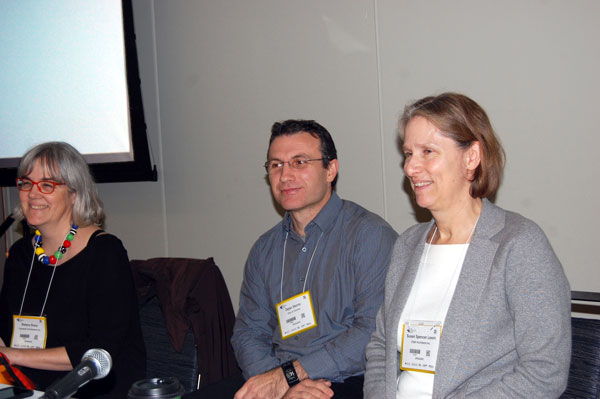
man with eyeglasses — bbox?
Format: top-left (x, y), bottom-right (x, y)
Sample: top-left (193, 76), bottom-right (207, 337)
top-left (217, 119), bottom-right (398, 399)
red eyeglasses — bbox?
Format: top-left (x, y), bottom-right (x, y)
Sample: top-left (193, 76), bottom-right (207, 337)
top-left (16, 178), bottom-right (66, 194)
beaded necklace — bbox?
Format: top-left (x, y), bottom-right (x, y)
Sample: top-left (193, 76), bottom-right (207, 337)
top-left (33, 224), bottom-right (79, 265)
top-left (19, 224), bottom-right (80, 318)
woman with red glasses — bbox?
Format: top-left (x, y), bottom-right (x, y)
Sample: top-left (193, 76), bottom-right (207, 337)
top-left (0, 142), bottom-right (145, 398)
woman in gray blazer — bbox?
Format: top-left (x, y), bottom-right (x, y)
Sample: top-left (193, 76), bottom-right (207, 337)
top-left (364, 93), bottom-right (571, 399)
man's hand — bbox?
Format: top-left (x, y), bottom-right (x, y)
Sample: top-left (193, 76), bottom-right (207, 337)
top-left (282, 379), bottom-right (333, 399)
top-left (234, 366), bottom-right (289, 399)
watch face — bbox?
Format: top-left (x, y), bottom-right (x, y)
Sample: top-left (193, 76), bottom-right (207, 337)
top-left (285, 370), bottom-right (295, 379)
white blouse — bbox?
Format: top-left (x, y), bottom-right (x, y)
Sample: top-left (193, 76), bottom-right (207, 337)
top-left (396, 243), bottom-right (469, 399)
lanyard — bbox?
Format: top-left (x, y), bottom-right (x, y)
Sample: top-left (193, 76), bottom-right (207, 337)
top-left (280, 230), bottom-right (324, 302)
top-left (405, 214), bottom-right (480, 322)
top-left (18, 243), bottom-right (59, 317)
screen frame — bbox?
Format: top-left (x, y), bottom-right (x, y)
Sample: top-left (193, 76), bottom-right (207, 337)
top-left (0, 0), bottom-right (157, 187)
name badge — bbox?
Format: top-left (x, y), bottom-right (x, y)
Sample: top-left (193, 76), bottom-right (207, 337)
top-left (276, 291), bottom-right (317, 339)
top-left (400, 320), bottom-right (442, 374)
top-left (11, 315), bottom-right (47, 349)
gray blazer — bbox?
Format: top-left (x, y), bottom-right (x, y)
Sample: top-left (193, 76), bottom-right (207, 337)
top-left (364, 199), bottom-right (571, 398)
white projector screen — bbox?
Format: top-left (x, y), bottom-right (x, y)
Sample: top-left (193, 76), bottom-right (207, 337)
top-left (0, 0), bottom-right (155, 184)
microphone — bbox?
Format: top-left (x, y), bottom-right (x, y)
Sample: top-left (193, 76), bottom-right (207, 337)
top-left (40, 348), bottom-right (112, 399)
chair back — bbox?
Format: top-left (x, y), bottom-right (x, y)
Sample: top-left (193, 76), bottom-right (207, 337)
top-left (560, 291), bottom-right (600, 399)
top-left (131, 257), bottom-right (239, 393)
top-left (138, 295), bottom-right (199, 392)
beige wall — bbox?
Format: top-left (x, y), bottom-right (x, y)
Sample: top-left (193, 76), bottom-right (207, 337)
top-left (5, 0), bottom-right (599, 311)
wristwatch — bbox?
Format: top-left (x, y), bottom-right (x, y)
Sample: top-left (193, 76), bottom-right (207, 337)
top-left (281, 361), bottom-right (300, 387)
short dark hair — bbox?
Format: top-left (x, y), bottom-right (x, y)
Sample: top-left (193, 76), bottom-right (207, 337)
top-left (269, 119), bottom-right (338, 187)
top-left (15, 141), bottom-right (105, 226)
top-left (400, 92), bottom-right (505, 199)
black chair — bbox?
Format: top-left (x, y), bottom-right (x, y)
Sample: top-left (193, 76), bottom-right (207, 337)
top-left (131, 257), bottom-right (239, 394)
top-left (138, 295), bottom-right (200, 393)
top-left (560, 291), bottom-right (600, 399)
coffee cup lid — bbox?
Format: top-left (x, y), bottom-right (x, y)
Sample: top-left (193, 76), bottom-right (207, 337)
top-left (128, 377), bottom-right (185, 398)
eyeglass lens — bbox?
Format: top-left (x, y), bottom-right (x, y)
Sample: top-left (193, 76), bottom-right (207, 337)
top-left (17, 178), bottom-right (60, 194)
top-left (265, 158), bottom-right (323, 173)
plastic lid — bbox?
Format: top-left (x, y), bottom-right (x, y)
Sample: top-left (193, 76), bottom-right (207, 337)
top-left (128, 377), bottom-right (185, 398)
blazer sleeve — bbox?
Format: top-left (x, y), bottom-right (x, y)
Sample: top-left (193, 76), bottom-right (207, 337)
top-left (364, 304), bottom-right (389, 398)
top-left (448, 219), bottom-right (571, 398)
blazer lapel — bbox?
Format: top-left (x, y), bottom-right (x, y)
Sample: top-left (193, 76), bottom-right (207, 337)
top-left (433, 199), bottom-right (505, 397)
top-left (387, 222), bottom-right (432, 364)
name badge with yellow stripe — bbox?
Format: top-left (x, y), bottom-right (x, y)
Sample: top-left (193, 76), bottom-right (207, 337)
top-left (276, 291), bottom-right (317, 339)
top-left (11, 315), bottom-right (47, 349)
top-left (400, 320), bottom-right (442, 374)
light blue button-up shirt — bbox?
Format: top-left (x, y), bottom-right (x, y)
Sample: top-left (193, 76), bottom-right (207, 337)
top-left (232, 192), bottom-right (398, 381)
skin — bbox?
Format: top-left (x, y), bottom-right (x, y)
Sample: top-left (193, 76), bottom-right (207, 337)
top-left (0, 160), bottom-right (99, 371)
top-left (282, 379), bottom-right (333, 399)
top-left (402, 116), bottom-right (483, 243)
top-left (19, 160), bottom-right (76, 245)
top-left (267, 132), bottom-right (338, 237)
top-left (234, 132), bottom-right (338, 399)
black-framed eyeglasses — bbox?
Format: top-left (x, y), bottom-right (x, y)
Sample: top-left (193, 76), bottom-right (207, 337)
top-left (16, 177), bottom-right (66, 194)
top-left (263, 157), bottom-right (325, 174)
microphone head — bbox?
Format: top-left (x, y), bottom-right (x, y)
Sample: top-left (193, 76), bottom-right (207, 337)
top-left (82, 349), bottom-right (112, 379)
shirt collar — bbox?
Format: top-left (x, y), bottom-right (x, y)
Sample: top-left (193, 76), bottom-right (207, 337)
top-left (282, 191), bottom-right (343, 236)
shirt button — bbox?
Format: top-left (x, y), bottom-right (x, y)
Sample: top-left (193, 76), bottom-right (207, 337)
top-left (302, 247), bottom-right (307, 252)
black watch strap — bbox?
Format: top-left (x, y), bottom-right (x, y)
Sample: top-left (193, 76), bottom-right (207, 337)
top-left (281, 361), bottom-right (300, 387)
